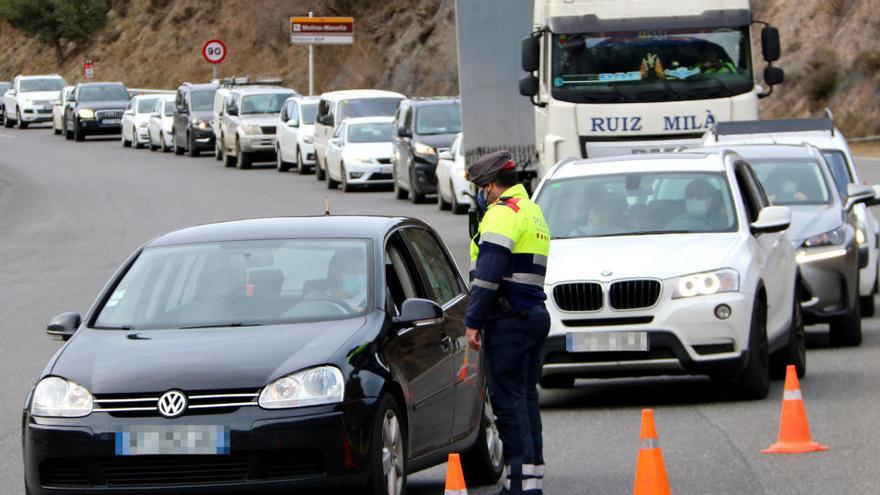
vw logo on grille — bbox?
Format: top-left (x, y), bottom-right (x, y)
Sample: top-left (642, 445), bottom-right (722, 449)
top-left (157, 390), bottom-right (188, 418)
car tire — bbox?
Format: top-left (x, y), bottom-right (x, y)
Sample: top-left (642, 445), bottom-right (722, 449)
top-left (409, 167), bottom-right (426, 204)
top-left (327, 163), bottom-right (339, 189)
top-left (3, 111), bottom-right (13, 128)
top-left (222, 139), bottom-right (236, 168)
top-left (461, 393), bottom-right (505, 486)
top-left (393, 166), bottom-right (409, 200)
top-left (73, 121), bottom-right (85, 142)
top-left (540, 375), bottom-right (575, 389)
top-left (188, 133), bottom-right (199, 157)
top-left (341, 163), bottom-right (354, 192)
top-left (296, 149), bottom-right (309, 175)
top-left (65, 123), bottom-right (73, 140)
top-left (859, 294), bottom-right (875, 318)
top-left (733, 296), bottom-right (770, 400)
top-left (438, 189), bottom-right (452, 211)
top-left (122, 131), bottom-right (131, 148)
top-left (17, 109), bottom-right (28, 129)
top-left (236, 140), bottom-right (252, 169)
top-left (134, 138), bottom-right (144, 149)
top-left (53, 122), bottom-right (61, 135)
top-left (316, 157), bottom-right (327, 181)
top-left (770, 288), bottom-right (806, 380)
top-left (830, 291), bottom-right (862, 347)
top-left (149, 138), bottom-right (158, 151)
top-left (366, 394), bottom-right (407, 495)
top-left (173, 133), bottom-right (184, 155)
top-left (276, 145), bottom-right (291, 172)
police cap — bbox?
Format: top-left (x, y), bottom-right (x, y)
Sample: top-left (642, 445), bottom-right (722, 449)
top-left (466, 150), bottom-right (516, 186)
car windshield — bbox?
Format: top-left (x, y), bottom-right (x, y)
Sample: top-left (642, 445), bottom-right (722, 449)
top-left (79, 85), bottom-right (129, 102)
top-left (137, 97), bottom-right (159, 114)
top-left (241, 93), bottom-right (292, 115)
top-left (416, 103), bottom-right (461, 135)
top-left (337, 97), bottom-right (402, 121)
top-left (348, 122), bottom-right (394, 143)
top-left (551, 26), bottom-right (753, 103)
top-left (750, 158), bottom-right (832, 206)
top-left (537, 171), bottom-right (738, 238)
top-left (301, 102), bottom-right (318, 124)
top-left (191, 90), bottom-right (215, 111)
top-left (821, 149), bottom-right (853, 198)
top-left (163, 101), bottom-right (175, 117)
top-left (20, 78), bottom-right (65, 92)
top-left (94, 238), bottom-right (372, 330)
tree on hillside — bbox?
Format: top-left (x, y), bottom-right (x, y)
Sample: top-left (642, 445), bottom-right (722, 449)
top-left (0, 0), bottom-right (107, 65)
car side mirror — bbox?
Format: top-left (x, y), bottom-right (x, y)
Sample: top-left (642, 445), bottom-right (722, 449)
top-left (67, 95), bottom-right (76, 103)
top-left (227, 107), bottom-right (237, 116)
top-left (845, 183), bottom-right (875, 210)
top-left (124, 110), bottom-right (134, 116)
top-left (397, 126), bottom-right (411, 138)
top-left (329, 137), bottom-right (342, 147)
top-left (438, 150), bottom-right (453, 161)
top-left (761, 26), bottom-right (781, 63)
top-left (47, 312), bottom-right (81, 341)
top-left (521, 35), bottom-right (540, 72)
top-left (392, 298), bottom-right (444, 331)
top-left (287, 118), bottom-right (299, 127)
top-left (750, 206), bottom-right (791, 234)
top-left (868, 185), bottom-right (880, 207)
top-left (764, 66), bottom-right (785, 87)
top-left (320, 115), bottom-right (334, 127)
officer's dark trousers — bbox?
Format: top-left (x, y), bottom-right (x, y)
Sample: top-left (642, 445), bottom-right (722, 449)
top-left (483, 304), bottom-right (551, 495)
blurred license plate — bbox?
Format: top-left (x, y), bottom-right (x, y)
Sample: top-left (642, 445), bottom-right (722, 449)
top-left (115, 425), bottom-right (229, 456)
top-left (102, 119), bottom-right (121, 125)
top-left (567, 331), bottom-right (648, 352)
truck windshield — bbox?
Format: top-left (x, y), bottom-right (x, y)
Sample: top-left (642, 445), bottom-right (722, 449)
top-left (551, 27), bottom-right (753, 103)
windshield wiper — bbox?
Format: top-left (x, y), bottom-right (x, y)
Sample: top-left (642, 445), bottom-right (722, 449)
top-left (94, 324), bottom-right (138, 330)
top-left (179, 322), bottom-right (264, 329)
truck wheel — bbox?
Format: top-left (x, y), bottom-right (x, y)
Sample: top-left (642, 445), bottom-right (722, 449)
top-left (830, 293), bottom-right (862, 346)
top-left (733, 296), bottom-right (770, 400)
top-left (770, 288), bottom-right (806, 380)
top-left (366, 394), bottom-right (407, 495)
top-left (461, 394), bottom-right (504, 486)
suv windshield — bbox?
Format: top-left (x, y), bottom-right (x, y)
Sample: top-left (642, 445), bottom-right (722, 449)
top-left (750, 158), bottom-right (832, 206)
top-left (241, 93), bottom-right (292, 115)
top-left (348, 122), bottom-right (394, 143)
top-left (416, 103), bottom-right (461, 135)
top-left (338, 98), bottom-right (402, 120)
top-left (191, 90), bottom-right (215, 111)
top-left (137, 97), bottom-right (159, 113)
top-left (538, 171), bottom-right (737, 238)
top-left (301, 102), bottom-right (318, 125)
top-left (79, 85), bottom-right (129, 102)
top-left (94, 239), bottom-right (372, 330)
top-left (21, 78), bottom-right (65, 92)
top-left (552, 26), bottom-right (753, 103)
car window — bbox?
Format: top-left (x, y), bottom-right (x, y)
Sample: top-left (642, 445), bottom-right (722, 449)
top-left (385, 237), bottom-right (418, 315)
top-left (79, 85), bottom-right (129, 102)
top-left (191, 90), bottom-right (215, 111)
top-left (537, 171), bottom-right (738, 238)
top-left (20, 78), bottom-right (65, 92)
top-left (151, 100), bottom-right (161, 116)
top-left (137, 97), bottom-right (158, 114)
top-left (338, 97), bottom-right (402, 121)
top-left (734, 163), bottom-right (761, 223)
top-left (279, 101), bottom-right (290, 121)
top-left (400, 228), bottom-right (462, 304)
top-left (93, 239), bottom-right (372, 329)
top-left (415, 103), bottom-right (461, 135)
top-left (821, 149), bottom-right (853, 198)
top-left (301, 102), bottom-right (318, 125)
top-left (750, 158), bottom-right (831, 206)
top-left (393, 103), bottom-right (407, 128)
top-left (402, 105), bottom-right (413, 129)
top-left (164, 101), bottom-right (175, 117)
top-left (347, 122), bottom-right (394, 143)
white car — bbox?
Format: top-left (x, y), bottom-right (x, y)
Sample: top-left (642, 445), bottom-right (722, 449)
top-left (436, 132), bottom-right (470, 214)
top-left (533, 150), bottom-right (801, 399)
top-left (122, 94), bottom-right (164, 149)
top-left (52, 86), bottom-right (74, 135)
top-left (704, 116), bottom-right (880, 317)
top-left (276, 95), bottom-right (319, 174)
top-left (313, 89), bottom-right (405, 181)
top-left (3, 74), bottom-right (67, 129)
top-left (324, 117), bottom-right (395, 192)
top-left (212, 87), bottom-right (231, 160)
top-left (147, 95), bottom-right (176, 152)
top-left (219, 86), bottom-right (297, 169)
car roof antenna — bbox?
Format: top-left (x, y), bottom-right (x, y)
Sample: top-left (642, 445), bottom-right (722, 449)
top-left (324, 196), bottom-right (331, 216)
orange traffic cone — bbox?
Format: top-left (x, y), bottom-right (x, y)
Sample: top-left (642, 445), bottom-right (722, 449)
top-left (444, 453), bottom-right (468, 494)
top-left (634, 409), bottom-right (671, 495)
top-left (762, 365), bottom-right (828, 454)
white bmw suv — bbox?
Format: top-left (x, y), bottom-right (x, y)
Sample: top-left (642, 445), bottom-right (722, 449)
top-left (533, 150), bottom-right (802, 399)
top-left (3, 74), bottom-right (67, 129)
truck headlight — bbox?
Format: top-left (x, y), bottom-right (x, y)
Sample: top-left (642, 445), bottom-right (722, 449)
top-left (77, 109), bottom-right (95, 119)
top-left (414, 142), bottom-right (436, 157)
top-left (243, 124), bottom-right (262, 135)
top-left (672, 269), bottom-right (739, 299)
top-left (31, 377), bottom-right (93, 418)
top-left (803, 226), bottom-right (846, 248)
top-left (259, 366), bottom-right (344, 409)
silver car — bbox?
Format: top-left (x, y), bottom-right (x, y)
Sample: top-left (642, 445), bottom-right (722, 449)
top-left (219, 86), bottom-right (297, 169)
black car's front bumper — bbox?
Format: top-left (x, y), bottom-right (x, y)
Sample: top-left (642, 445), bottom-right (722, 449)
top-left (23, 398), bottom-right (378, 494)
top-left (77, 119), bottom-right (122, 136)
top-left (190, 128), bottom-right (215, 151)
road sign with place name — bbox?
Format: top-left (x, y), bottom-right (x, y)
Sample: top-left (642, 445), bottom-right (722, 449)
top-left (290, 17), bottom-right (354, 45)
top-left (202, 39), bottom-right (227, 64)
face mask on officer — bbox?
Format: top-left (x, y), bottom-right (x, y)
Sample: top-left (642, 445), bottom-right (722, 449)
top-left (476, 188), bottom-right (489, 211)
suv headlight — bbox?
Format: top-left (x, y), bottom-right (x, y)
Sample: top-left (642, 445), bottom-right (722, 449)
top-left (243, 124), bottom-right (262, 135)
top-left (77, 109), bottom-right (95, 119)
top-left (414, 142), bottom-right (436, 157)
top-left (31, 377), bottom-right (93, 418)
top-left (672, 269), bottom-right (739, 299)
top-left (192, 118), bottom-right (210, 130)
top-left (259, 366), bottom-right (344, 409)
top-left (803, 226), bottom-right (846, 248)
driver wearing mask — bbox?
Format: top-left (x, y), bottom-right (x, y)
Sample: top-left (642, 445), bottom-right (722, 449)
top-left (666, 179), bottom-right (721, 231)
top-left (323, 250), bottom-right (368, 312)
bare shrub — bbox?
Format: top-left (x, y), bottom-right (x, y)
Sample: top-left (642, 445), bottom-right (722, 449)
top-left (803, 48), bottom-right (838, 101)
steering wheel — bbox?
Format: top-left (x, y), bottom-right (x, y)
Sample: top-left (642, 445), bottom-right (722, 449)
top-left (283, 296), bottom-right (353, 318)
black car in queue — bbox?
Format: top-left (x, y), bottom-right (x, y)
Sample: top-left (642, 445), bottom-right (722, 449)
top-left (173, 82), bottom-right (217, 157)
top-left (64, 82), bottom-right (130, 141)
top-left (23, 216), bottom-right (503, 495)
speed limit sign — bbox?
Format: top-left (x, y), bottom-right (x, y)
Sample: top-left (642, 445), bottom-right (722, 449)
top-left (202, 39), bottom-right (227, 64)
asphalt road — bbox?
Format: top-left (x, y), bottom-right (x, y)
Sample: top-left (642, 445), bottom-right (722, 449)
top-left (2, 126), bottom-right (880, 494)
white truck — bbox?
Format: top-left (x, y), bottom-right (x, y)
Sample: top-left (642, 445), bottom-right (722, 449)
top-left (455, 0), bottom-right (784, 180)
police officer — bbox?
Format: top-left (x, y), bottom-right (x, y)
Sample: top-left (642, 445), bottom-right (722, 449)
top-left (465, 150), bottom-right (551, 495)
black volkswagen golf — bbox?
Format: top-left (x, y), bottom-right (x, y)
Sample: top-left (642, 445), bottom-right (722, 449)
top-left (23, 216), bottom-right (503, 494)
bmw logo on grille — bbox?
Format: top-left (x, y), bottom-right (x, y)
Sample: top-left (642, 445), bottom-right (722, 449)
top-left (157, 390), bottom-right (188, 418)
top-left (601, 270), bottom-right (614, 277)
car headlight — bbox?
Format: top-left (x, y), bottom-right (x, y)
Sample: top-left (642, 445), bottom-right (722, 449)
top-left (31, 377), bottom-right (93, 418)
top-left (414, 142), bottom-right (436, 156)
top-left (258, 366), bottom-right (344, 409)
top-left (192, 118), bottom-right (211, 130)
top-left (21, 98), bottom-right (32, 106)
top-left (77, 109), bottom-right (95, 119)
top-left (349, 156), bottom-right (374, 164)
top-left (856, 224), bottom-right (867, 245)
top-left (672, 269), bottom-right (739, 299)
top-left (803, 226), bottom-right (846, 248)
top-left (303, 135), bottom-right (314, 144)
top-left (243, 124), bottom-right (262, 135)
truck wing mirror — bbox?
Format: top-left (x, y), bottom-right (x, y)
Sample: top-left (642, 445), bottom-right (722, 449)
top-left (521, 35), bottom-right (541, 72)
top-left (519, 75), bottom-right (539, 98)
top-left (761, 26), bottom-right (781, 63)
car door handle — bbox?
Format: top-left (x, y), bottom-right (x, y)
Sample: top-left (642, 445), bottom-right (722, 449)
top-left (440, 335), bottom-right (452, 353)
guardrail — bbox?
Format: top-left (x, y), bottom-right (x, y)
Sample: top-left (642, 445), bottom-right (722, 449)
top-left (849, 135), bottom-right (880, 143)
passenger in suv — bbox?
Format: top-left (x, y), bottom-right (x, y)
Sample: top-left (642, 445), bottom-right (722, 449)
top-left (219, 86), bottom-right (297, 169)
top-left (391, 97), bottom-right (461, 203)
top-left (63, 82), bottom-right (130, 141)
top-left (3, 74), bottom-right (67, 129)
top-left (172, 82), bottom-right (217, 157)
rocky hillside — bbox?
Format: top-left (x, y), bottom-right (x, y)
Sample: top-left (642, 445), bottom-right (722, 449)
top-left (0, 0), bottom-right (876, 137)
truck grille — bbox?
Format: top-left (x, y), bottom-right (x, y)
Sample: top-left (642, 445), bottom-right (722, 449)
top-left (96, 110), bottom-right (123, 120)
top-left (553, 282), bottom-right (603, 312)
top-left (609, 279), bottom-right (661, 310)
top-left (93, 388), bottom-right (259, 417)
top-left (260, 125), bottom-right (276, 134)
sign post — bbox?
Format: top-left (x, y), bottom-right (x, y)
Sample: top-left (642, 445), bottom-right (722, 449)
top-left (83, 58), bottom-right (95, 80)
top-left (201, 39), bottom-right (227, 80)
top-left (290, 14), bottom-right (354, 95)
